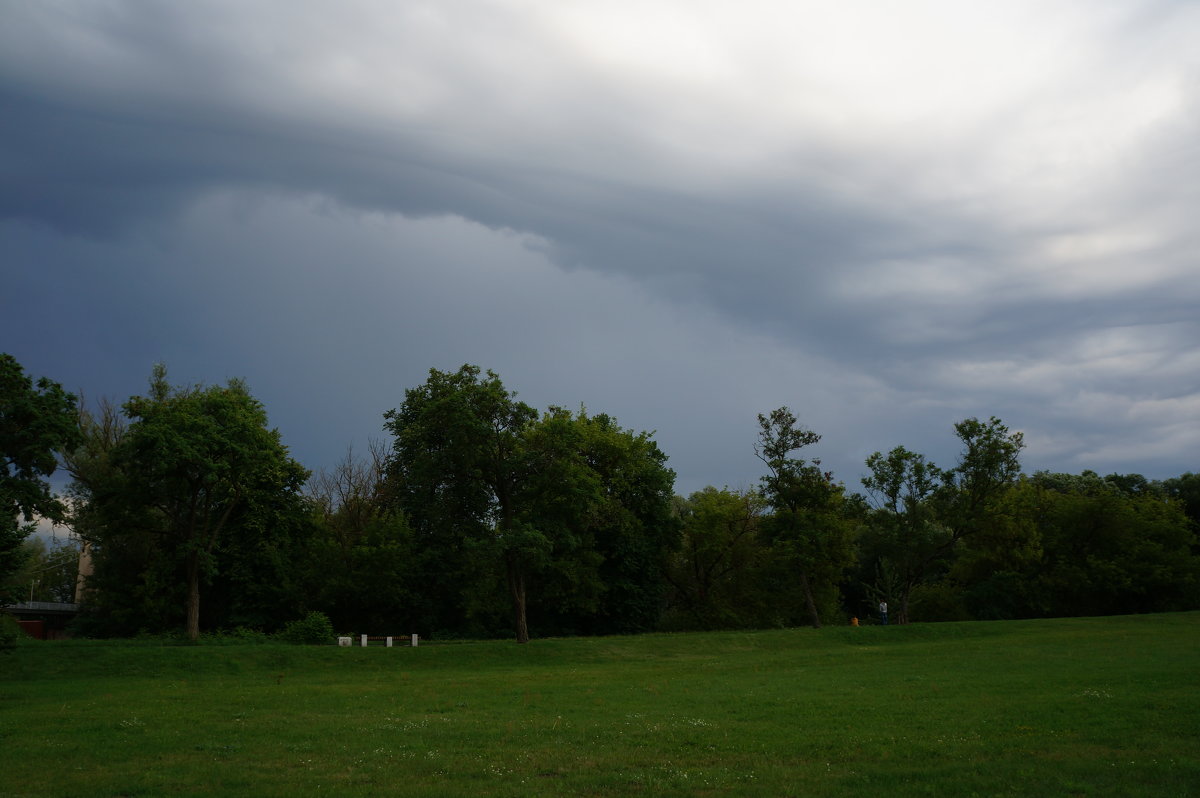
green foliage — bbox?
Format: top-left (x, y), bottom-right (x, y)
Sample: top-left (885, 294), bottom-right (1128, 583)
top-left (16, 354), bottom-right (1197, 640)
top-left (384, 366), bottom-right (677, 642)
top-left (851, 417), bottom-right (1027, 624)
top-left (69, 366), bottom-right (310, 639)
top-left (384, 365), bottom-right (537, 640)
top-left (943, 416), bottom-right (1024, 537)
top-left (298, 443), bottom-right (421, 634)
top-left (524, 407), bottom-right (679, 635)
top-left (301, 513), bottom-right (418, 634)
top-left (0, 612), bottom-right (20, 653)
top-left (3, 536), bottom-right (80, 604)
top-left (1023, 472), bottom-right (1199, 616)
top-left (278, 610), bottom-right (334, 645)
top-left (0, 354), bottom-right (81, 602)
top-left (859, 446), bottom-right (950, 623)
top-left (1162, 472), bottom-right (1200, 533)
top-left (664, 487), bottom-right (777, 630)
top-left (754, 407), bottom-right (856, 628)
top-left (203, 627), bottom-right (272, 645)
top-left (863, 463), bottom-right (1200, 623)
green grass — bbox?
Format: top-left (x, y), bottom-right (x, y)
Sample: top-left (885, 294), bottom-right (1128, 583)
top-left (2, 614), bottom-right (1198, 797)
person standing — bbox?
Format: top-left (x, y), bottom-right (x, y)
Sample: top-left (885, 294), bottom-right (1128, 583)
top-left (879, 600), bottom-right (889, 625)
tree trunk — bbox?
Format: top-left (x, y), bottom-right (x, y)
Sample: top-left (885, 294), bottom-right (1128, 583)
top-left (507, 554), bottom-right (529, 644)
top-left (798, 570), bottom-right (821, 629)
top-left (185, 551), bottom-right (201, 641)
top-left (898, 589), bottom-right (911, 625)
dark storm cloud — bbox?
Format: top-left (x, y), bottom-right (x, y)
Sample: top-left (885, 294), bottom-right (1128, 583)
top-left (0, 62), bottom-right (955, 399)
top-left (3, 1), bottom-right (1198, 490)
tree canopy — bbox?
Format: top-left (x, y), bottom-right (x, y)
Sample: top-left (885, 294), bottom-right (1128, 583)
top-left (1, 354), bottom-right (80, 602)
top-left (71, 366), bottom-right (309, 639)
top-left (384, 366), bottom-right (677, 642)
top-left (2, 356), bottom-right (1187, 640)
top-left (754, 408), bottom-right (856, 629)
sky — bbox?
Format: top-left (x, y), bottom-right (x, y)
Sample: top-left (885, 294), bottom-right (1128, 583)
top-left (3, 0), bottom-right (1198, 503)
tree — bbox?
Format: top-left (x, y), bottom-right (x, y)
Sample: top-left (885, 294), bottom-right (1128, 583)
top-left (943, 416), bottom-right (1024, 540)
top-left (664, 487), bottom-right (769, 630)
top-left (1, 354), bottom-right (80, 602)
top-left (860, 446), bottom-right (950, 624)
top-left (86, 366), bottom-right (309, 640)
top-left (307, 440), bottom-right (395, 549)
top-left (524, 408), bottom-right (678, 635)
top-left (857, 417), bottom-right (1026, 622)
top-left (301, 442), bottom-right (418, 633)
top-left (933, 417), bottom-right (1030, 617)
top-left (64, 396), bottom-right (178, 635)
top-left (62, 396), bottom-right (126, 609)
top-left (3, 536), bottom-right (80, 604)
top-left (385, 365), bottom-right (539, 642)
top-left (1022, 472), bottom-right (1199, 617)
top-left (384, 367), bottom-right (678, 642)
top-left (1159, 472), bottom-right (1199, 538)
top-left (754, 408), bottom-right (854, 629)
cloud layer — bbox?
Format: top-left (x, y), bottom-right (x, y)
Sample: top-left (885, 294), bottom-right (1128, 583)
top-left (3, 0), bottom-right (1197, 492)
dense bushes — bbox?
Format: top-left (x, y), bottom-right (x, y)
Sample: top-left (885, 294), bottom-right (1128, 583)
top-left (278, 611), bottom-right (334, 645)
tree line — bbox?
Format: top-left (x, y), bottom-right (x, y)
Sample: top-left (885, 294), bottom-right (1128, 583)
top-left (3, 353), bottom-right (1198, 642)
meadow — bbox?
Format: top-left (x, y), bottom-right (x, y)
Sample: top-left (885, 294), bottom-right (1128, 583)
top-left (1, 613), bottom-right (1197, 797)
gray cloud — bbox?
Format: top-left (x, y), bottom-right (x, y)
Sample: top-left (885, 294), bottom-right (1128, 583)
top-left (3, 0), bottom-right (1198, 493)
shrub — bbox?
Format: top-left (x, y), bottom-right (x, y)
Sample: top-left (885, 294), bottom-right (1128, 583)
top-left (278, 611), bottom-right (334, 645)
top-left (227, 626), bottom-right (271, 644)
top-left (200, 627), bottom-right (272, 645)
top-left (1, 614), bottom-right (21, 654)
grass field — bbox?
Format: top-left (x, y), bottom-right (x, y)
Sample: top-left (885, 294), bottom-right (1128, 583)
top-left (1, 614), bottom-right (1197, 797)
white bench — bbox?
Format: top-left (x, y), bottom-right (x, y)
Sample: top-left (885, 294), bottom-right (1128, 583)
top-left (339, 634), bottom-right (420, 647)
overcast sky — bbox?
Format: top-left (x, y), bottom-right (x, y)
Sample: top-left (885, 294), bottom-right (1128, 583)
top-left (3, 0), bottom-right (1198, 501)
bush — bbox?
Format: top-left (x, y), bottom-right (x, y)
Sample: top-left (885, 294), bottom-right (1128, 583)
top-left (278, 611), bottom-right (334, 645)
top-left (201, 627), bottom-right (272, 645)
top-left (1, 614), bottom-right (22, 654)
top-left (227, 626), bottom-right (272, 644)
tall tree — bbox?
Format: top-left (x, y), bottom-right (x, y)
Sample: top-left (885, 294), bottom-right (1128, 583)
top-left (1, 354), bottom-right (80, 602)
top-left (526, 408), bottom-right (678, 635)
top-left (664, 487), bottom-right (769, 630)
top-left (64, 396), bottom-right (178, 634)
top-left (860, 446), bottom-right (950, 624)
top-left (754, 407), bottom-right (854, 629)
top-left (1159, 473), bottom-right (1199, 538)
top-left (856, 417), bottom-right (1025, 622)
top-left (62, 396), bottom-right (126, 607)
top-left (943, 416), bottom-right (1024, 540)
top-left (385, 365), bottom-right (538, 642)
top-left (385, 368), bottom-right (678, 642)
top-left (93, 366), bottom-right (309, 639)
